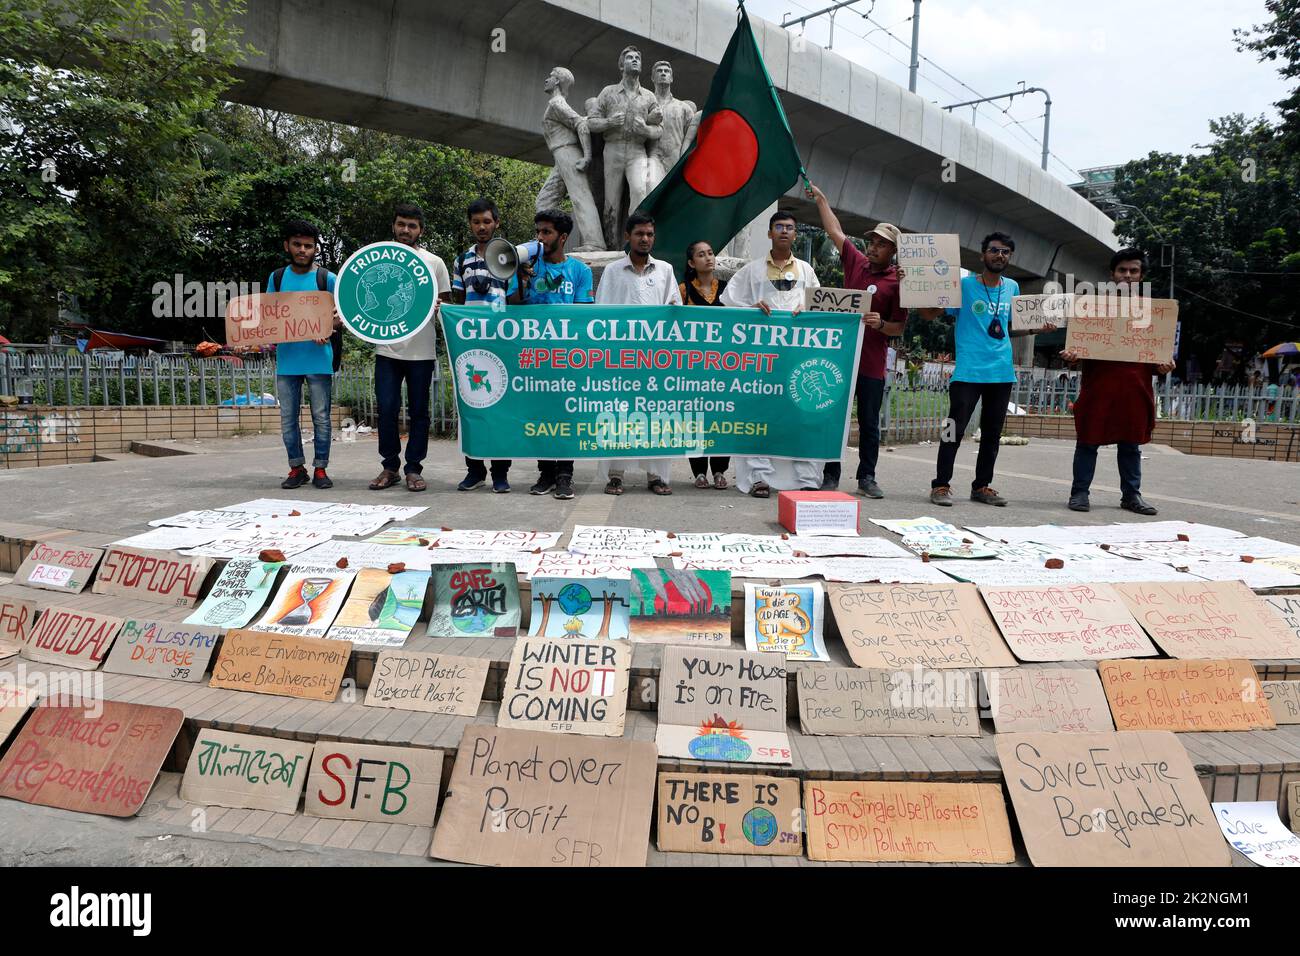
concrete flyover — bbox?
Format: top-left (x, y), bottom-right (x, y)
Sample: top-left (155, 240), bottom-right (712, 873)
top-left (226, 0), bottom-right (1118, 282)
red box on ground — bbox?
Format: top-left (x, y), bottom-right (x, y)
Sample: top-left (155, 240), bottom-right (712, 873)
top-left (778, 491), bottom-right (859, 535)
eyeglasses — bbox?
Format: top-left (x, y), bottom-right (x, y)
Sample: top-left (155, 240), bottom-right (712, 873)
top-left (771, 224), bottom-right (797, 234)
top-left (986, 247), bottom-right (1012, 257)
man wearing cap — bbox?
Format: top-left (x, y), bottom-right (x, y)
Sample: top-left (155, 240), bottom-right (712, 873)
top-left (808, 184), bottom-right (908, 498)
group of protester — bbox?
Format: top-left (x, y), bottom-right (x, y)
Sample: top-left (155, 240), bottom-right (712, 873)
top-left (269, 191), bottom-right (1168, 515)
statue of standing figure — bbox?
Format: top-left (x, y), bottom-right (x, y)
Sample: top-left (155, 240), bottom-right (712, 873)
top-left (646, 60), bottom-right (700, 187)
top-left (537, 66), bottom-right (606, 251)
top-left (586, 45), bottom-right (662, 249)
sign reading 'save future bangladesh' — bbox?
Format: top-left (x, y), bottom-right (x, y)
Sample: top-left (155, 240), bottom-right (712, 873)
top-left (335, 241), bottom-right (438, 344)
top-left (441, 304), bottom-right (864, 460)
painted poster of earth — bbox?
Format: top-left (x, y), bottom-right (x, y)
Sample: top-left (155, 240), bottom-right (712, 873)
top-left (326, 567), bottom-right (430, 647)
top-left (427, 563), bottom-right (520, 637)
top-left (628, 568), bottom-right (732, 644)
top-left (529, 576), bottom-right (629, 639)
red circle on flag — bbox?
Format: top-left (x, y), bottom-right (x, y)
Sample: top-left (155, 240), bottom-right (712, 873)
top-left (684, 110), bottom-right (759, 198)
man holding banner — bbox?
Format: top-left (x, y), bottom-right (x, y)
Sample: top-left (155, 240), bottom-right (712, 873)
top-left (807, 183), bottom-right (908, 499)
top-left (1060, 248), bottom-right (1174, 515)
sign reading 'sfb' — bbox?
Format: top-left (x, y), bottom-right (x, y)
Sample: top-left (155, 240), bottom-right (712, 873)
top-left (50, 886), bottom-right (151, 936)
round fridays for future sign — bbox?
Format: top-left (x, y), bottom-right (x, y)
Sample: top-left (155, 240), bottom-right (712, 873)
top-left (335, 241), bottom-right (437, 344)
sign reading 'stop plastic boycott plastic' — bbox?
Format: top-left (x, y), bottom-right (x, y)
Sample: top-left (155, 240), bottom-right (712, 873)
top-left (440, 304), bottom-right (864, 460)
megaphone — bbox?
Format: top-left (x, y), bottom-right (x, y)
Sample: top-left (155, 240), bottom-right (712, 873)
top-left (484, 237), bottom-right (544, 280)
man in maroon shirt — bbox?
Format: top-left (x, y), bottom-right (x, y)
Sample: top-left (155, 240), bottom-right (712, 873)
top-left (808, 183), bottom-right (908, 498)
top-left (1060, 247), bottom-right (1175, 514)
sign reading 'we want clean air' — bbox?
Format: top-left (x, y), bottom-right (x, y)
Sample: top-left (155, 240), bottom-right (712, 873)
top-left (441, 304), bottom-right (864, 460)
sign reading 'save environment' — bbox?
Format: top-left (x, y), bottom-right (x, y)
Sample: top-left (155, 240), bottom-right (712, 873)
top-left (441, 304), bottom-right (864, 460)
top-left (335, 241), bottom-right (437, 345)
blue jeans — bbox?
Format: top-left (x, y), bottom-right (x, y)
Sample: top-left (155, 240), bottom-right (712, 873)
top-left (375, 355), bottom-right (435, 474)
top-left (1072, 441), bottom-right (1142, 499)
top-left (277, 374), bottom-right (332, 469)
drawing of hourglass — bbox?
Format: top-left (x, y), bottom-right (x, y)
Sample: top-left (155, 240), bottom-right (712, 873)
top-left (281, 576), bottom-right (331, 626)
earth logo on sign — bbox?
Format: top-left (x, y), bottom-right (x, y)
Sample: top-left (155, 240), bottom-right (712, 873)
top-left (454, 350), bottom-right (508, 409)
top-left (787, 357), bottom-right (844, 412)
top-left (335, 241), bottom-right (436, 344)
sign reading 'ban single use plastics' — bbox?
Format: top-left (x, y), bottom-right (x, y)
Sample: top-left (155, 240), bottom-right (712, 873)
top-left (335, 241), bottom-right (438, 345)
top-left (441, 304), bottom-right (864, 460)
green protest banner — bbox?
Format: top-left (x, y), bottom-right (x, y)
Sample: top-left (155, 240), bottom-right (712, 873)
top-left (440, 304), bottom-right (863, 460)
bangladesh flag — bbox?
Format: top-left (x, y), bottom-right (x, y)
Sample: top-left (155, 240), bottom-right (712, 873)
top-left (639, 2), bottom-right (804, 278)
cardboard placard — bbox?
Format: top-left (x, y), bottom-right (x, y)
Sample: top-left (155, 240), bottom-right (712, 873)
top-left (804, 285), bottom-right (871, 315)
top-left (528, 576), bottom-right (629, 640)
top-left (184, 558), bottom-right (284, 629)
top-left (1264, 594), bottom-right (1300, 645)
top-left (304, 742), bottom-right (444, 825)
top-left (826, 582), bottom-right (1018, 669)
top-left (980, 583), bottom-right (1157, 661)
top-left (0, 596), bottom-right (37, 647)
top-left (1098, 658), bottom-right (1275, 732)
top-left (1115, 580), bottom-right (1300, 659)
top-left (1262, 680), bottom-right (1300, 725)
top-left (102, 619), bottom-right (221, 682)
top-left (251, 564), bottom-right (354, 637)
top-left (997, 731), bottom-right (1228, 867)
top-left (429, 724), bottom-right (657, 867)
top-left (628, 568), bottom-right (732, 645)
top-left (744, 582), bottom-right (828, 660)
top-left (208, 629), bottom-right (351, 701)
top-left (1064, 295), bottom-right (1178, 363)
top-left (224, 290), bottom-right (334, 346)
top-left (180, 728), bottom-right (314, 813)
top-left (796, 667), bottom-right (979, 736)
top-left (1290, 781), bottom-right (1300, 834)
top-left (427, 563), bottom-right (521, 637)
top-left (777, 491), bottom-right (859, 536)
top-left (897, 233), bottom-right (962, 309)
top-left (656, 772), bottom-right (802, 855)
top-left (1211, 801), bottom-right (1300, 867)
top-left (498, 637), bottom-right (630, 737)
top-left (90, 546), bottom-right (213, 608)
top-left (0, 686), bottom-right (37, 746)
top-left (21, 606), bottom-right (124, 670)
top-left (985, 667), bottom-right (1115, 733)
top-left (364, 650), bottom-right (489, 716)
top-left (15, 541), bottom-right (104, 594)
top-left (0, 700), bottom-right (183, 817)
top-left (1011, 292), bottom-right (1073, 332)
top-left (655, 646), bottom-right (791, 765)
top-left (803, 780), bottom-right (1015, 863)
top-left (326, 567), bottom-right (430, 647)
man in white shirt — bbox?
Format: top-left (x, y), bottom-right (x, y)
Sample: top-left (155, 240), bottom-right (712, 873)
top-left (720, 210), bottom-right (823, 498)
top-left (594, 212), bottom-right (681, 495)
top-left (367, 203), bottom-right (452, 493)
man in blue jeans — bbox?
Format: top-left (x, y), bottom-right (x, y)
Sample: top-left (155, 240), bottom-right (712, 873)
top-left (269, 219), bottom-right (339, 490)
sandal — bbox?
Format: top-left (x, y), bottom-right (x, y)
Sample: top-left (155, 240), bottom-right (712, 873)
top-left (694, 474), bottom-right (709, 489)
top-left (369, 469), bottom-right (400, 490)
top-left (649, 478), bottom-right (673, 496)
top-left (405, 473), bottom-right (427, 492)
top-left (604, 476), bottom-right (624, 496)
top-left (749, 481), bottom-right (771, 499)
top-left (713, 473), bottom-right (728, 490)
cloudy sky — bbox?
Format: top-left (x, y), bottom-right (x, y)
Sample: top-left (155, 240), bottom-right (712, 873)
top-left (745, 0), bottom-right (1289, 183)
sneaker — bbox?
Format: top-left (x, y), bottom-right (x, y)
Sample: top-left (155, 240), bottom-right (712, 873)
top-left (281, 466), bottom-right (308, 489)
top-left (1068, 492), bottom-right (1090, 512)
top-left (971, 486), bottom-right (1008, 507)
top-left (553, 476), bottom-right (575, 500)
top-left (857, 479), bottom-right (884, 499)
top-left (1121, 495), bottom-right (1158, 516)
top-left (312, 467), bottom-right (333, 490)
top-left (492, 479), bottom-right (511, 494)
top-left (530, 478), bottom-right (556, 495)
top-left (457, 473), bottom-right (486, 491)
top-left (929, 485), bottom-right (953, 507)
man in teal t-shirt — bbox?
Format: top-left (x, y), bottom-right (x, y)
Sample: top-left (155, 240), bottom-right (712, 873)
top-left (918, 232), bottom-right (1051, 507)
top-left (267, 219), bottom-right (339, 490)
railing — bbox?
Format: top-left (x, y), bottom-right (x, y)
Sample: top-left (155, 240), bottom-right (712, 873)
top-left (0, 351), bottom-right (456, 434)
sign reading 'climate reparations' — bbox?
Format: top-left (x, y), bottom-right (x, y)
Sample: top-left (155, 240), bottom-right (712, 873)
top-left (440, 304), bottom-right (864, 460)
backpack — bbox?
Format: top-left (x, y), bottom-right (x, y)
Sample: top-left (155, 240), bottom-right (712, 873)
top-left (272, 266), bottom-right (342, 372)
